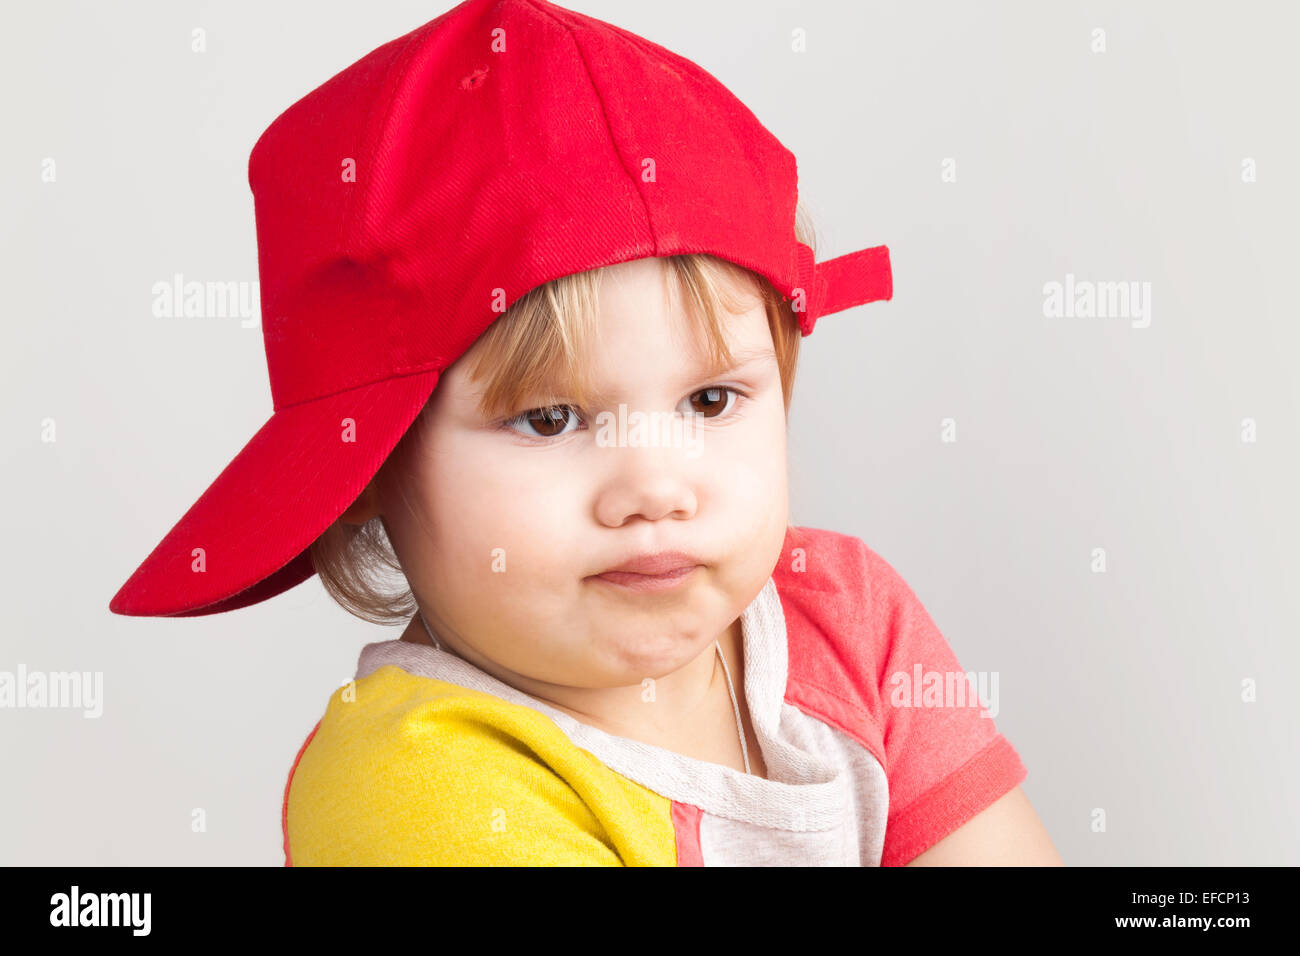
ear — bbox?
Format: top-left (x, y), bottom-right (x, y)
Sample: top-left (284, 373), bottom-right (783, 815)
top-left (339, 477), bottom-right (380, 526)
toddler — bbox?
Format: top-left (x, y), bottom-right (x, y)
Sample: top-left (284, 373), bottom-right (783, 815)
top-left (111, 0), bottom-right (1061, 866)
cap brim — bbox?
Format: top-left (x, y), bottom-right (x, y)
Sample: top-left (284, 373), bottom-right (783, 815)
top-left (109, 368), bottom-right (442, 617)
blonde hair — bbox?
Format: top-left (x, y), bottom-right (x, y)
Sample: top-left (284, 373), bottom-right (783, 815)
top-left (310, 202), bottom-right (819, 625)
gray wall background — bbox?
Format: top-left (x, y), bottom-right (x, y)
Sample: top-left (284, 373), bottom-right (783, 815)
top-left (3, 0), bottom-right (1296, 865)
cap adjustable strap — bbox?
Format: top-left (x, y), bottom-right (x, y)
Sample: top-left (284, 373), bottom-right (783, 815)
top-left (793, 241), bottom-right (893, 335)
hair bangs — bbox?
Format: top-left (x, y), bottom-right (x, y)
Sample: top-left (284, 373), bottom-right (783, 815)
top-left (462, 254), bottom-right (777, 423)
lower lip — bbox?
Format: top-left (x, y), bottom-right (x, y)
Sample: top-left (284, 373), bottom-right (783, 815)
top-left (593, 566), bottom-right (699, 592)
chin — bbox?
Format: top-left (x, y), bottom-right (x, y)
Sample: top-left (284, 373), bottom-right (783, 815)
top-left (599, 629), bottom-right (710, 679)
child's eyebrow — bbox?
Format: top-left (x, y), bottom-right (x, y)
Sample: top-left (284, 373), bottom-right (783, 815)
top-left (697, 345), bottom-right (778, 378)
top-left (576, 344), bottom-right (778, 407)
top-left (474, 346), bottom-right (777, 417)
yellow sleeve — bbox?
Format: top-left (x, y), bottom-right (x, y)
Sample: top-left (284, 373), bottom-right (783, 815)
top-left (286, 666), bottom-right (672, 866)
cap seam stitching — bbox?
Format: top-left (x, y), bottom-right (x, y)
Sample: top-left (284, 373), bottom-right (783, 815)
top-left (337, 23), bottom-right (439, 256)
top-left (520, 0), bottom-right (660, 250)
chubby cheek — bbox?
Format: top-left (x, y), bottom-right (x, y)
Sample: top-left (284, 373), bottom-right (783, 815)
top-left (422, 438), bottom-right (584, 614)
top-left (704, 402), bottom-right (789, 549)
top-left (425, 464), bottom-right (601, 680)
top-left (709, 439), bottom-right (785, 518)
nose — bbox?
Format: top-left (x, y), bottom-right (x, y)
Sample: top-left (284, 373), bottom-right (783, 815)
top-left (592, 441), bottom-right (698, 527)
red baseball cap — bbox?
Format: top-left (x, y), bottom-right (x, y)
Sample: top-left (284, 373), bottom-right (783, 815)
top-left (109, 0), bottom-right (892, 618)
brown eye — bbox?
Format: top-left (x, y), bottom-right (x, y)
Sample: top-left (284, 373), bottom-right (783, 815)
top-left (688, 387), bottom-right (736, 418)
top-left (506, 405), bottom-right (579, 439)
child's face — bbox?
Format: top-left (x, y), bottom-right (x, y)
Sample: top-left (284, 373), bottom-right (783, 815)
top-left (378, 257), bottom-right (790, 690)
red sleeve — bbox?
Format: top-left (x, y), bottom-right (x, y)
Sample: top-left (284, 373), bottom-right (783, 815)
top-left (861, 544), bottom-right (1028, 866)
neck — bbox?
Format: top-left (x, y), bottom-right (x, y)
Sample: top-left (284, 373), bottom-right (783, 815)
top-left (398, 610), bottom-right (745, 750)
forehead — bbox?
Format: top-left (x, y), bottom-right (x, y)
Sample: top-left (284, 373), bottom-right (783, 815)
top-left (594, 256), bottom-right (768, 351)
top-left (455, 259), bottom-right (770, 378)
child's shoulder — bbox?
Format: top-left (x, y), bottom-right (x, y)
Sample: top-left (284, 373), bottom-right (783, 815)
top-left (773, 524), bottom-right (969, 734)
top-left (776, 523), bottom-right (926, 611)
top-left (283, 664), bottom-right (657, 866)
top-left (775, 525), bottom-right (1026, 868)
top-left (780, 520), bottom-right (905, 570)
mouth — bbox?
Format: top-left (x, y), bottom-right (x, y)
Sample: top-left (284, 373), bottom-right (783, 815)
top-left (588, 550), bottom-right (703, 593)
top-left (591, 565), bottom-right (700, 592)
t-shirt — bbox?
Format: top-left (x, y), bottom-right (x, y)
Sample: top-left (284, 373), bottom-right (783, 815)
top-left (281, 525), bottom-right (1027, 865)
